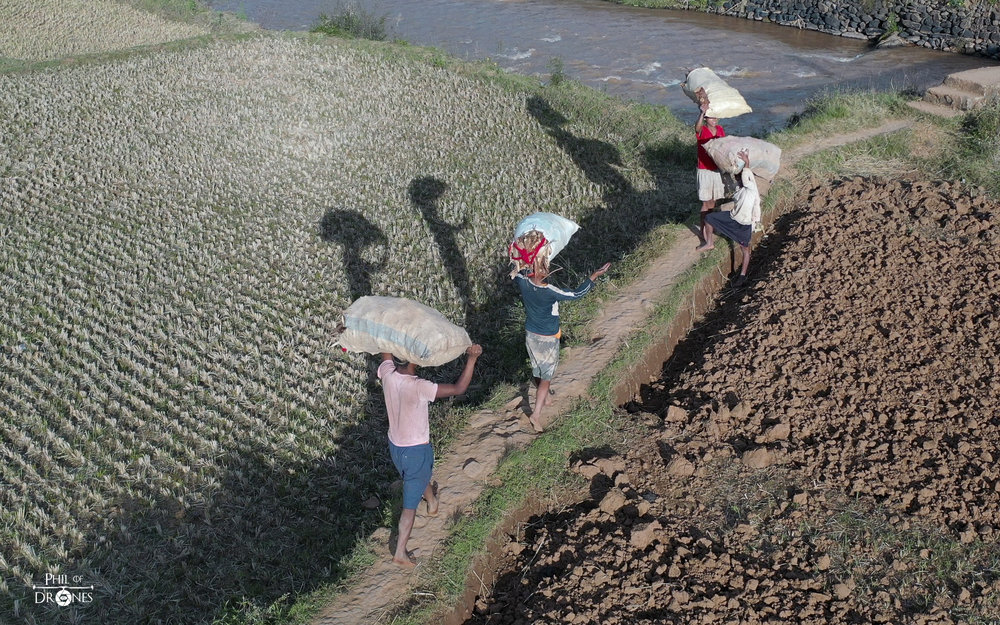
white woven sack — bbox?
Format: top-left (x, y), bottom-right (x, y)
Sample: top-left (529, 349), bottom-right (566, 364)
top-left (512, 212), bottom-right (580, 261)
top-left (681, 67), bottom-right (752, 119)
top-left (703, 136), bottom-right (782, 181)
top-left (336, 296), bottom-right (471, 367)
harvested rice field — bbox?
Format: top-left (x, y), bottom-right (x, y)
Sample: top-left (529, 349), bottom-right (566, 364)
top-left (0, 31), bottom-right (690, 623)
top-left (466, 177), bottom-right (1000, 625)
top-left (0, 0), bottom-right (239, 63)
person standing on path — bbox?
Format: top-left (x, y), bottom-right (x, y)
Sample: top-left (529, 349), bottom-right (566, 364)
top-left (696, 148), bottom-right (761, 286)
top-left (514, 255), bottom-right (611, 433)
top-left (378, 344), bottom-right (482, 569)
top-left (695, 99), bottom-right (726, 244)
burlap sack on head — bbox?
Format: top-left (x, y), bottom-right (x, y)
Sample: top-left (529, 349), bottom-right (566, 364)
top-left (681, 67), bottom-right (752, 119)
top-left (703, 136), bottom-right (782, 181)
top-left (335, 296), bottom-right (471, 367)
top-left (509, 212), bottom-right (580, 277)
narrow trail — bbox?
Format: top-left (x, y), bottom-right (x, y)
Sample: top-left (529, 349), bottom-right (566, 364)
top-left (312, 118), bottom-right (914, 625)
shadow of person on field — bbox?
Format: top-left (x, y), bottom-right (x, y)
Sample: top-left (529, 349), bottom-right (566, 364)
top-left (409, 176), bottom-right (474, 327)
top-left (526, 95), bottom-right (633, 204)
top-left (319, 208), bottom-right (388, 301)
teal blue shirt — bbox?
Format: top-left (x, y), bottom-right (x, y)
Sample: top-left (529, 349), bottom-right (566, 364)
top-left (514, 271), bottom-right (594, 335)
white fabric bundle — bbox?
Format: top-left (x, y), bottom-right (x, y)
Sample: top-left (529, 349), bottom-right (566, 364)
top-left (681, 67), bottom-right (752, 119)
top-left (703, 136), bottom-right (782, 181)
top-left (512, 212), bottom-right (579, 260)
top-left (336, 296), bottom-right (471, 366)
top-left (509, 212), bottom-right (580, 275)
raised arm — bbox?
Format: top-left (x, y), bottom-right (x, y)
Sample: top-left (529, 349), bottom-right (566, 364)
top-left (589, 262), bottom-right (611, 282)
top-left (695, 101), bottom-right (708, 134)
top-left (435, 344), bottom-right (483, 399)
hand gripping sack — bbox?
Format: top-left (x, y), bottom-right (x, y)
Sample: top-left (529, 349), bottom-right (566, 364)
top-left (681, 67), bottom-right (752, 119)
top-left (509, 212), bottom-right (580, 273)
top-left (703, 136), bottom-right (782, 181)
top-left (336, 296), bottom-right (471, 367)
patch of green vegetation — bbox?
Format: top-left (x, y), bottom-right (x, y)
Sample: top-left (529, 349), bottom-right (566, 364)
top-left (547, 56), bottom-right (566, 86)
top-left (815, 496), bottom-right (1000, 622)
top-left (793, 128), bottom-right (916, 178)
top-left (123, 0), bottom-right (202, 20)
top-left (311, 2), bottom-right (391, 41)
top-left (774, 89), bottom-right (910, 146)
top-left (119, 0), bottom-right (249, 31)
top-left (935, 98), bottom-right (1000, 195)
top-left (776, 89), bottom-right (999, 197)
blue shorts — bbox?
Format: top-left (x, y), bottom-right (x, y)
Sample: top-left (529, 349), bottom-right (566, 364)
top-left (389, 441), bottom-right (434, 510)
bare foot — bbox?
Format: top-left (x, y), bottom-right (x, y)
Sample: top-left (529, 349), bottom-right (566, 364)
top-left (528, 415), bottom-right (545, 433)
top-left (695, 243), bottom-right (714, 252)
top-left (392, 553), bottom-right (417, 569)
top-left (424, 482), bottom-right (439, 517)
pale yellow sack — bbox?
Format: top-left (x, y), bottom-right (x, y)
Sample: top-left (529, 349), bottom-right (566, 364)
top-left (336, 296), bottom-right (471, 366)
top-left (681, 67), bottom-right (752, 119)
top-left (703, 136), bottom-right (782, 181)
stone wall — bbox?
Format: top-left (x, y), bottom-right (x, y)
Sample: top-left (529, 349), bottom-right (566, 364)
top-left (698, 0), bottom-right (1000, 59)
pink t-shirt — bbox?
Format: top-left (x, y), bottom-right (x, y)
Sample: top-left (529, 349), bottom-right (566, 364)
top-left (377, 360), bottom-right (438, 447)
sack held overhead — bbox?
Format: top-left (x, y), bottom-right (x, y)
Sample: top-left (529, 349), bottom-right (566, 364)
top-left (703, 136), bottom-right (782, 181)
top-left (335, 296), bottom-right (472, 367)
top-left (681, 67), bottom-right (752, 119)
top-left (509, 212), bottom-right (580, 276)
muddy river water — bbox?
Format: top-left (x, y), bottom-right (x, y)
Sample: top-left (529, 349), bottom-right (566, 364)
top-left (209, 0), bottom-right (998, 132)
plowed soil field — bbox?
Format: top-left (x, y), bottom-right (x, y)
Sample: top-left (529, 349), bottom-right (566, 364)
top-left (465, 177), bottom-right (1000, 625)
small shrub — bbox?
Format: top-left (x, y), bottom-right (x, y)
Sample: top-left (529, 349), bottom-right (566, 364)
top-left (884, 11), bottom-right (900, 34)
top-left (547, 57), bottom-right (566, 87)
top-left (312, 2), bottom-right (390, 41)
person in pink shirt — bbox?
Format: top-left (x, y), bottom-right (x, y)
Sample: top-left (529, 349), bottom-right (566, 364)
top-left (378, 344), bottom-right (483, 569)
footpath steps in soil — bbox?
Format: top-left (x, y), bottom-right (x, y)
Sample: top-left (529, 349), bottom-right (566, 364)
top-left (909, 66), bottom-right (1000, 117)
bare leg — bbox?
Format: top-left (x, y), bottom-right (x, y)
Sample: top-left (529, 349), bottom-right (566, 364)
top-left (534, 376), bottom-right (554, 396)
top-left (529, 379), bottom-right (550, 432)
top-left (696, 221), bottom-right (715, 252)
top-left (699, 200), bottom-right (715, 244)
top-left (739, 244), bottom-right (751, 277)
top-left (422, 481), bottom-right (438, 517)
top-left (393, 509), bottom-right (417, 569)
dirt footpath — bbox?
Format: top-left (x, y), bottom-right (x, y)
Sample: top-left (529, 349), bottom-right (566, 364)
top-left (466, 177), bottom-right (1000, 624)
top-left (314, 121), bottom-right (933, 625)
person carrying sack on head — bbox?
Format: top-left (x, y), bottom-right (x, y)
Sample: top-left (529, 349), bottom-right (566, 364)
top-left (696, 148), bottom-right (762, 287)
top-left (695, 96), bottom-right (726, 245)
top-left (378, 344), bottom-right (482, 569)
top-left (512, 229), bottom-right (610, 433)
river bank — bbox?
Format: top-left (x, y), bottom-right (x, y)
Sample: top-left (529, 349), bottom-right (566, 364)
top-left (603, 0), bottom-right (1000, 59)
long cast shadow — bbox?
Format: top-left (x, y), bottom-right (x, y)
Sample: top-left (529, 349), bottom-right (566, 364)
top-left (409, 176), bottom-right (474, 327)
top-left (319, 208), bottom-right (388, 301)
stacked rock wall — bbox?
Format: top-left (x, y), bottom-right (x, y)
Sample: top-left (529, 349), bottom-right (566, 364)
top-left (696, 0), bottom-right (1000, 59)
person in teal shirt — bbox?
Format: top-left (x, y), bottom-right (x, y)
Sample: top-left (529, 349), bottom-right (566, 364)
top-left (513, 260), bottom-right (610, 432)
